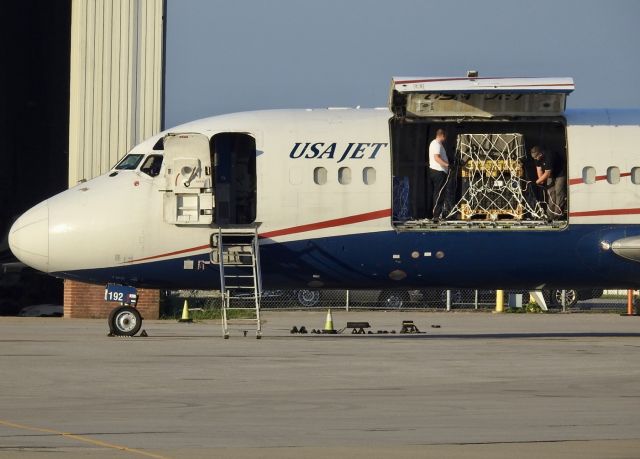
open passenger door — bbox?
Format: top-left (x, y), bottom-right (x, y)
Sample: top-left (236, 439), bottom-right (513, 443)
top-left (389, 76), bottom-right (574, 118)
top-left (162, 133), bottom-right (214, 225)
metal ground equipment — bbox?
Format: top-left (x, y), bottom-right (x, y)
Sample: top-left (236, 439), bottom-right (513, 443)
top-left (211, 227), bottom-right (262, 338)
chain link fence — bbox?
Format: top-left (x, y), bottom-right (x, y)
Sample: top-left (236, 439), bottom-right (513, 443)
top-left (163, 288), bottom-right (635, 315)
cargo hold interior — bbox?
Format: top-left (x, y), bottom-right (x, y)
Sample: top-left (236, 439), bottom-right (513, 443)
top-left (390, 117), bottom-right (569, 230)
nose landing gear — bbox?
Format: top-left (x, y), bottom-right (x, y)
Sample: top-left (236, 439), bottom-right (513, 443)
top-left (108, 306), bottom-right (143, 336)
top-left (105, 284), bottom-right (143, 336)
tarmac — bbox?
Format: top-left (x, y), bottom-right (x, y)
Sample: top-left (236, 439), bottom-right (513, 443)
top-left (1, 311), bottom-right (640, 458)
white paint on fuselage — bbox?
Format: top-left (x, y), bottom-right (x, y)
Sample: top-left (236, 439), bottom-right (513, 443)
top-left (9, 107), bottom-right (640, 275)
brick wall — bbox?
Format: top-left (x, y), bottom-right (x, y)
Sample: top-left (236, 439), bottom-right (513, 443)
top-left (64, 280), bottom-right (159, 319)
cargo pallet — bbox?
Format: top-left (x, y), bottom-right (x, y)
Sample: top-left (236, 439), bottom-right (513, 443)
top-left (460, 203), bottom-right (524, 221)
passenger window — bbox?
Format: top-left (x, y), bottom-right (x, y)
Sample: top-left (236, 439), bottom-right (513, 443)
top-left (632, 167), bottom-right (640, 185)
top-left (313, 167), bottom-right (327, 185)
top-left (583, 166), bottom-right (596, 184)
top-left (607, 166), bottom-right (620, 184)
top-left (338, 167), bottom-right (351, 185)
top-left (140, 155), bottom-right (163, 177)
top-left (363, 167), bottom-right (376, 185)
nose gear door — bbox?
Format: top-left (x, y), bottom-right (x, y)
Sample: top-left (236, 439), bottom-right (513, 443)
top-left (162, 133), bottom-right (214, 225)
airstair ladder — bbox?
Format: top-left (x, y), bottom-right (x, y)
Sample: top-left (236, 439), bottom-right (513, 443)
top-left (212, 227), bottom-right (262, 339)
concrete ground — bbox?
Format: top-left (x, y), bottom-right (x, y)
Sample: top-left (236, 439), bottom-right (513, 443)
top-left (1, 311), bottom-right (640, 458)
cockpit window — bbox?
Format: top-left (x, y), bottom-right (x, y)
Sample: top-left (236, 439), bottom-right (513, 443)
top-left (140, 155), bottom-right (163, 177)
top-left (114, 154), bottom-right (144, 170)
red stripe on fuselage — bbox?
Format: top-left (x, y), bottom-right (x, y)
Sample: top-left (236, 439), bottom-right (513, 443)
top-left (125, 209), bottom-right (392, 264)
top-left (569, 172), bottom-right (631, 185)
top-left (570, 207), bottom-right (640, 217)
top-left (126, 244), bottom-right (210, 264)
top-left (259, 208), bottom-right (392, 238)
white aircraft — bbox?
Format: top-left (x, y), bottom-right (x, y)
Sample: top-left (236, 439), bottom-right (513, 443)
top-left (8, 75), bottom-right (640, 335)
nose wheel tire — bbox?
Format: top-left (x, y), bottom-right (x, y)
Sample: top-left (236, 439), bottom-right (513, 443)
top-left (108, 306), bottom-right (142, 336)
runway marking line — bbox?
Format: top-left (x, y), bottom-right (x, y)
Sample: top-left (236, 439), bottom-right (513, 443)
top-left (0, 418), bottom-right (170, 459)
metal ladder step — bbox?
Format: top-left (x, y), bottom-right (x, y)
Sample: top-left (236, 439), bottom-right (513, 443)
top-left (214, 226), bottom-right (262, 339)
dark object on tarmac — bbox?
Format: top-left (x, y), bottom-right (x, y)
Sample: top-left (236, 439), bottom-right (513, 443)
top-left (431, 324), bottom-right (441, 328)
top-left (400, 320), bottom-right (421, 334)
top-left (299, 326), bottom-right (308, 334)
top-left (322, 330), bottom-right (338, 334)
top-left (290, 326), bottom-right (299, 334)
top-left (140, 329), bottom-right (148, 337)
top-left (347, 321), bottom-right (371, 334)
top-left (243, 330), bottom-right (248, 337)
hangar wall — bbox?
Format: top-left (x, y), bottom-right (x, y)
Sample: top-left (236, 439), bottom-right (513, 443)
top-left (68, 0), bottom-right (163, 184)
top-left (66, 0), bottom-right (164, 319)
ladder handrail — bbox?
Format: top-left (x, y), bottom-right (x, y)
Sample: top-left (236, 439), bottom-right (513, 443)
top-left (252, 227), bottom-right (262, 335)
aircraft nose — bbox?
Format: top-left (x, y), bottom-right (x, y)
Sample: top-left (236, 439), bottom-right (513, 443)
top-left (9, 201), bottom-right (50, 272)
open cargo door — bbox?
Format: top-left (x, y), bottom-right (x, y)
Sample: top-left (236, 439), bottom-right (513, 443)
top-left (389, 76), bottom-right (574, 118)
top-left (162, 133), bottom-right (214, 225)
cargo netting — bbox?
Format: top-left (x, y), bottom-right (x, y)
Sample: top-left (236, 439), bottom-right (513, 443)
top-left (443, 133), bottom-right (546, 221)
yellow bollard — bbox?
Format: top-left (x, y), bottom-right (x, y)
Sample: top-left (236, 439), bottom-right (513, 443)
top-left (495, 290), bottom-right (504, 313)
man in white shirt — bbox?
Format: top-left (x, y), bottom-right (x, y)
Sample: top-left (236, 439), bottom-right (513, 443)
top-left (427, 128), bottom-right (449, 219)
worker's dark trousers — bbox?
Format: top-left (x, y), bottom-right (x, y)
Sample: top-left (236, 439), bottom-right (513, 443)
top-left (427, 168), bottom-right (448, 219)
top-left (546, 176), bottom-right (567, 219)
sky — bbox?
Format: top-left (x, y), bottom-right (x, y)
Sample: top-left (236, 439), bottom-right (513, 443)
top-left (164, 0), bottom-right (640, 127)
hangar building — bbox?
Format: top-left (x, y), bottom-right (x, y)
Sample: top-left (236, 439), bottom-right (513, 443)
top-left (2, 0), bottom-right (164, 318)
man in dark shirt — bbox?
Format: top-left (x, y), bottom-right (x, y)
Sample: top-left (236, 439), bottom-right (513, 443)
top-left (531, 146), bottom-right (566, 219)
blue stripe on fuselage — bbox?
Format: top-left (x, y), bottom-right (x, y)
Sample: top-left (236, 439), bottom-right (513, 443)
top-left (53, 224), bottom-right (640, 290)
